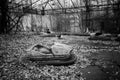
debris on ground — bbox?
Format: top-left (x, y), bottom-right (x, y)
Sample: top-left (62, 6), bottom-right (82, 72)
top-left (0, 34), bottom-right (120, 80)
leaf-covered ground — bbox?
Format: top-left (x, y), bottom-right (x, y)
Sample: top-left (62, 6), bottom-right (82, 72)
top-left (0, 34), bottom-right (120, 80)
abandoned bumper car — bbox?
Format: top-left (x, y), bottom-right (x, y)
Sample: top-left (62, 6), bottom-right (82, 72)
top-left (21, 43), bottom-right (77, 66)
top-left (88, 32), bottom-right (118, 41)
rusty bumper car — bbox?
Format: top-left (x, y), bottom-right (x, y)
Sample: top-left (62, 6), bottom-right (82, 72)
top-left (21, 43), bottom-right (77, 66)
top-left (88, 33), bottom-right (117, 41)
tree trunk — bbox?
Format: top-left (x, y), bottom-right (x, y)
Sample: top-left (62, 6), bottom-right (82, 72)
top-left (0, 0), bottom-right (8, 34)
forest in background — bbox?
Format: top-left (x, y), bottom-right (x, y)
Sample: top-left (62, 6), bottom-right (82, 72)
top-left (0, 0), bottom-right (120, 34)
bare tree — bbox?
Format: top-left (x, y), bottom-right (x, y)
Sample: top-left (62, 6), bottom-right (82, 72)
top-left (0, 0), bottom-right (9, 34)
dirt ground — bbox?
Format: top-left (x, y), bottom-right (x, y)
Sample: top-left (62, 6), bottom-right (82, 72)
top-left (0, 34), bottom-right (120, 80)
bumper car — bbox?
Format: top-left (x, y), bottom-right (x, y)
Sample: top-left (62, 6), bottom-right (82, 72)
top-left (21, 43), bottom-right (77, 66)
top-left (88, 33), bottom-right (117, 41)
